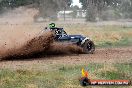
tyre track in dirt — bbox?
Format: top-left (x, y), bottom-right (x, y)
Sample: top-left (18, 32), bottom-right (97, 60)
top-left (0, 47), bottom-right (132, 70)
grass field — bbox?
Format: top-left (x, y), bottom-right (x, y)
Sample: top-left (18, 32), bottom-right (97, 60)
top-left (0, 63), bottom-right (132, 88)
top-left (0, 22), bottom-right (132, 49)
top-left (0, 22), bottom-right (132, 88)
top-left (61, 24), bottom-right (132, 47)
top-left (0, 7), bottom-right (132, 88)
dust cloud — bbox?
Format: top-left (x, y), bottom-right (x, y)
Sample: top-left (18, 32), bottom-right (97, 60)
top-left (0, 7), bottom-right (83, 60)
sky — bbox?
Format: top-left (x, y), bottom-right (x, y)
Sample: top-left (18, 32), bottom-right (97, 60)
top-left (72, 0), bottom-right (82, 8)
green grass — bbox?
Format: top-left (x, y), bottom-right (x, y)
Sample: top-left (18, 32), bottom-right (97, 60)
top-left (0, 63), bottom-right (131, 88)
top-left (97, 37), bottom-right (132, 47)
top-left (61, 24), bottom-right (132, 47)
top-left (0, 24), bottom-right (132, 88)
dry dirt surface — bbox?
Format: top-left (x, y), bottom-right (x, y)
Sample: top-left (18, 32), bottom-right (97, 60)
top-left (0, 7), bottom-right (132, 70)
top-left (0, 47), bottom-right (132, 70)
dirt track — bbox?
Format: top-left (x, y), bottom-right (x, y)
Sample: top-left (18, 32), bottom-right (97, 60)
top-left (0, 47), bottom-right (132, 70)
top-left (0, 7), bottom-right (132, 70)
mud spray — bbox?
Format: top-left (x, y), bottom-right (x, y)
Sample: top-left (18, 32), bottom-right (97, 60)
top-left (0, 7), bottom-right (83, 60)
top-left (0, 31), bottom-right (83, 60)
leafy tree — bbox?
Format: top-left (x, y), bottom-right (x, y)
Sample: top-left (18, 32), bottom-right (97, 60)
top-left (79, 0), bottom-right (121, 21)
top-left (0, 0), bottom-right (72, 20)
top-left (119, 0), bottom-right (132, 18)
top-left (37, 0), bottom-right (72, 20)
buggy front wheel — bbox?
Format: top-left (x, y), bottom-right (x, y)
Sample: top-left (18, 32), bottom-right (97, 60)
top-left (82, 40), bottom-right (95, 54)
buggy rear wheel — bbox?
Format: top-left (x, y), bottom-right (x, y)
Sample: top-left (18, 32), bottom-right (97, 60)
top-left (82, 40), bottom-right (95, 54)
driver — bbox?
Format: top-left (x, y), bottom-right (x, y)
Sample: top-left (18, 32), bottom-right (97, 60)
top-left (49, 23), bottom-right (62, 35)
top-left (45, 23), bottom-right (56, 30)
top-left (49, 23), bottom-right (56, 29)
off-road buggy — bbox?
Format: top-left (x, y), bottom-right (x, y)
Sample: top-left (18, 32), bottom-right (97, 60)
top-left (45, 23), bottom-right (95, 54)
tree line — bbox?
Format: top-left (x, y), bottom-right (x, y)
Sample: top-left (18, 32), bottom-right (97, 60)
top-left (0, 0), bottom-right (72, 19)
top-left (79, 0), bottom-right (132, 21)
top-left (0, 0), bottom-right (132, 21)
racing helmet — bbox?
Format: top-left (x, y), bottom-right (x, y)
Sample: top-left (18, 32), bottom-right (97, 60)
top-left (49, 23), bottom-right (56, 28)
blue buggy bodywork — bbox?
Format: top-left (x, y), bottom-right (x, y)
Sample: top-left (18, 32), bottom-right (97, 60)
top-left (48, 27), bottom-right (95, 54)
